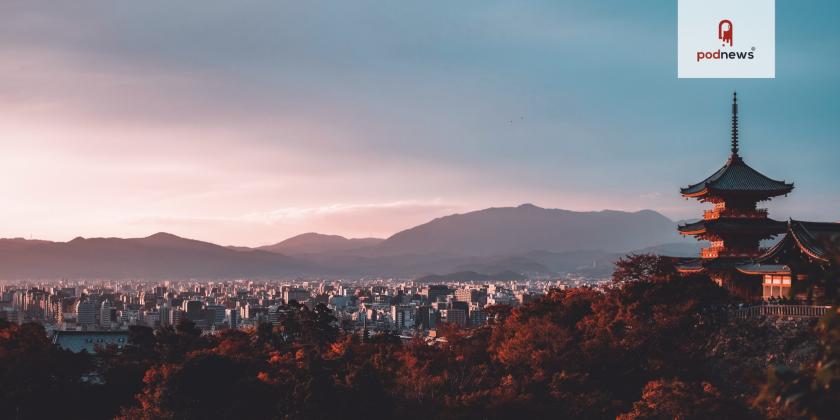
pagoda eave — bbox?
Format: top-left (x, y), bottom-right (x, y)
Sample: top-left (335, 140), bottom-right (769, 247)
top-left (677, 257), bottom-right (748, 274)
top-left (736, 263), bottom-right (791, 276)
top-left (680, 186), bottom-right (794, 201)
top-left (677, 219), bottom-right (787, 237)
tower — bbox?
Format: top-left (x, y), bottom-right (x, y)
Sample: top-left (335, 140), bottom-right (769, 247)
top-left (677, 93), bottom-right (794, 298)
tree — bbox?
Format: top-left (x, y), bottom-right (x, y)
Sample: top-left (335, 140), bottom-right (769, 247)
top-left (121, 353), bottom-right (275, 420)
top-left (759, 309), bottom-right (840, 418)
top-left (613, 253), bottom-right (679, 284)
top-left (618, 378), bottom-right (753, 419)
top-left (0, 322), bottom-right (92, 419)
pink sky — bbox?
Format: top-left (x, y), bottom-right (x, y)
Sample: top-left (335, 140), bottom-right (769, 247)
top-left (2, 2), bottom-right (835, 246)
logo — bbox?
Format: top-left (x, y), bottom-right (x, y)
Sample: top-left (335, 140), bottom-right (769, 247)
top-left (718, 19), bottom-right (733, 46)
top-left (677, 0), bottom-right (775, 79)
top-left (696, 19), bottom-right (753, 63)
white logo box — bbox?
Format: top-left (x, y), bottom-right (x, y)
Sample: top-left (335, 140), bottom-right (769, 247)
top-left (678, 0), bottom-right (775, 78)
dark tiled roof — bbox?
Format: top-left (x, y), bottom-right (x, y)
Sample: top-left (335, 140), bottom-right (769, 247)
top-left (676, 258), bottom-right (749, 273)
top-left (736, 263), bottom-right (790, 275)
top-left (681, 155), bottom-right (794, 197)
top-left (757, 220), bottom-right (840, 263)
top-left (676, 259), bottom-right (704, 273)
top-left (787, 221), bottom-right (840, 262)
top-left (678, 218), bottom-right (787, 235)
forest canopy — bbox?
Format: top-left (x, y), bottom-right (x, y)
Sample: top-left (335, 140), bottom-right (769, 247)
top-left (1, 253), bottom-right (838, 420)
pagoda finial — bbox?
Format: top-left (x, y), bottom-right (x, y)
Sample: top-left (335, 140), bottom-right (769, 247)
top-left (731, 91), bottom-right (739, 157)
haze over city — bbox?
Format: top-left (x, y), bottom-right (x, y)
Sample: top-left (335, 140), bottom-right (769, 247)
top-left (1, 1), bottom-right (838, 246)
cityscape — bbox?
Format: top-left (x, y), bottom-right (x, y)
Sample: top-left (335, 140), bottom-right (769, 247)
top-left (2, 276), bottom-right (596, 353)
top-left (1, 1), bottom-right (839, 419)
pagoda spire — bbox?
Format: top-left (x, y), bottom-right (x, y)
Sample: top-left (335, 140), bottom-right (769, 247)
top-left (731, 91), bottom-right (739, 157)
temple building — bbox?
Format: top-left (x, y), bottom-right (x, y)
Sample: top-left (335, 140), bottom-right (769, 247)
top-left (738, 221), bottom-right (840, 300)
top-left (677, 93), bottom-right (839, 301)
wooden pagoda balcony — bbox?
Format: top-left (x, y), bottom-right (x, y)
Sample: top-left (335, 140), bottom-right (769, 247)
top-left (701, 246), bottom-right (767, 259)
top-left (703, 208), bottom-right (768, 220)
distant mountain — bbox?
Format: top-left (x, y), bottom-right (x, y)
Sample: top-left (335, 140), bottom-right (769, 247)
top-left (414, 270), bottom-right (526, 284)
top-left (258, 233), bottom-right (384, 256)
top-left (633, 242), bottom-right (703, 258)
top-left (0, 205), bottom-right (691, 279)
top-left (450, 255), bottom-right (552, 275)
top-left (0, 233), bottom-right (314, 280)
top-left (372, 204), bottom-right (683, 257)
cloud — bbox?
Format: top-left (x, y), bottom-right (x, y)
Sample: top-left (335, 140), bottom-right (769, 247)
top-left (239, 199), bottom-right (450, 224)
top-left (0, 1), bottom-right (837, 246)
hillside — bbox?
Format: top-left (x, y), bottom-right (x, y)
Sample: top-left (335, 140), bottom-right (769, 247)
top-left (0, 233), bottom-right (313, 280)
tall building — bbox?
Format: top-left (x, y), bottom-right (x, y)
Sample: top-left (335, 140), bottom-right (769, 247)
top-left (469, 304), bottom-right (487, 327)
top-left (391, 304), bottom-right (415, 330)
top-left (423, 285), bottom-right (450, 303)
top-left (76, 299), bottom-right (97, 328)
top-left (225, 308), bottom-right (239, 329)
top-left (415, 305), bottom-right (437, 330)
top-left (455, 288), bottom-right (486, 305)
top-left (205, 304), bottom-right (226, 326)
top-left (100, 301), bottom-right (113, 329)
top-left (678, 93), bottom-right (839, 300)
top-left (440, 308), bottom-right (467, 327)
top-left (159, 303), bottom-right (171, 326)
top-left (283, 288), bottom-right (310, 304)
top-left (182, 300), bottom-right (202, 320)
top-left (267, 304), bottom-right (282, 326)
top-left (677, 93), bottom-right (792, 297)
top-left (170, 308), bottom-right (184, 327)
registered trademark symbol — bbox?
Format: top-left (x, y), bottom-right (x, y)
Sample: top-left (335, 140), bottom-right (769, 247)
top-left (751, 47), bottom-right (756, 51)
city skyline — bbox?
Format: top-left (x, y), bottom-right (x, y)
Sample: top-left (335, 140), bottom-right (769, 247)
top-left (2, 1), bottom-right (839, 246)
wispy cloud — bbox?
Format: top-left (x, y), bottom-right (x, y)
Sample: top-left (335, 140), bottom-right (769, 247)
top-left (239, 200), bottom-right (450, 224)
top-left (0, 1), bottom-right (837, 245)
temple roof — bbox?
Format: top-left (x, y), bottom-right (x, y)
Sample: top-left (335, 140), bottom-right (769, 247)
top-left (678, 217), bottom-right (787, 236)
top-left (757, 220), bottom-right (840, 264)
top-left (676, 259), bottom-right (704, 273)
top-left (676, 257), bottom-right (746, 273)
top-left (680, 156), bottom-right (794, 198)
top-left (736, 263), bottom-right (790, 275)
top-left (681, 155), bottom-right (794, 197)
top-left (680, 92), bottom-right (794, 199)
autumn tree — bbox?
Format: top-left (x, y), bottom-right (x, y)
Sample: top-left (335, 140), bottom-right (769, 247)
top-left (0, 321), bottom-right (92, 419)
top-left (613, 253), bottom-right (680, 284)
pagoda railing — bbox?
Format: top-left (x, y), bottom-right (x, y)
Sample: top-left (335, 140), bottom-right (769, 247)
top-left (733, 305), bottom-right (833, 319)
top-left (701, 247), bottom-right (766, 259)
top-left (704, 208), bottom-right (768, 220)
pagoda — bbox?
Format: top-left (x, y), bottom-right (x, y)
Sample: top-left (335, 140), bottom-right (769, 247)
top-left (677, 92), bottom-right (794, 298)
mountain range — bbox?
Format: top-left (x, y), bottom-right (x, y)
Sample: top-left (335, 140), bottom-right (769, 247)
top-left (0, 204), bottom-right (697, 280)
top-left (256, 233), bottom-right (384, 256)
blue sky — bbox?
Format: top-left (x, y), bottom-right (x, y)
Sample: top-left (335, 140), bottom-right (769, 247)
top-left (0, 1), bottom-right (837, 245)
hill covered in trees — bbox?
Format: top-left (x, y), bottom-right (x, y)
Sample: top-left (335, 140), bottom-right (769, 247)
top-left (1, 253), bottom-right (838, 419)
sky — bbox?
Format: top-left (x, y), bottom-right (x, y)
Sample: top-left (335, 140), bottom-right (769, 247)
top-left (0, 1), bottom-right (838, 246)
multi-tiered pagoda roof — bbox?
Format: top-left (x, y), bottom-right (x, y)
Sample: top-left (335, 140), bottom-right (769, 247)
top-left (680, 91), bottom-right (793, 201)
top-left (680, 155), bottom-right (793, 199)
top-left (676, 92), bottom-right (792, 288)
top-left (676, 93), bottom-right (837, 301)
top-left (678, 218), bottom-right (787, 237)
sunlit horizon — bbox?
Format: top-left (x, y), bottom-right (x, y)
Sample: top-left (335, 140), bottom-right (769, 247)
top-left (2, 1), bottom-right (838, 247)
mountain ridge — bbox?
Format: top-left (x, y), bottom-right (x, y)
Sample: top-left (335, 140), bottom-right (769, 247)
top-left (258, 232), bottom-right (384, 256)
top-left (0, 204), bottom-right (691, 279)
